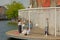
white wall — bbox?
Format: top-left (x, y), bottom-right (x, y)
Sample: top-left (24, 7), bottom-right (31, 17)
top-left (18, 8), bottom-right (60, 35)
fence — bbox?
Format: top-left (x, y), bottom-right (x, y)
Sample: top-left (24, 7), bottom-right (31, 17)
top-left (18, 7), bottom-right (60, 36)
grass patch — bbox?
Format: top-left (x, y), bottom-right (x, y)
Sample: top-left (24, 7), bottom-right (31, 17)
top-left (7, 21), bottom-right (18, 29)
top-left (8, 21), bottom-right (17, 26)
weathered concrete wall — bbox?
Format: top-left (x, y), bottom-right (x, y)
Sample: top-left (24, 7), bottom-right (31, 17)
top-left (56, 8), bottom-right (60, 35)
top-left (18, 8), bottom-right (60, 35)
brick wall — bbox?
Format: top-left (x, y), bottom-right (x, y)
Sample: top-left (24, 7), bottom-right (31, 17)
top-left (30, 0), bottom-right (58, 7)
top-left (0, 7), bottom-right (3, 13)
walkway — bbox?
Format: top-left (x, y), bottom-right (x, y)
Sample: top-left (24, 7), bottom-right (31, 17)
top-left (6, 27), bottom-right (60, 40)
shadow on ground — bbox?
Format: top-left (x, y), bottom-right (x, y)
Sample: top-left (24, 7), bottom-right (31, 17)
top-left (7, 37), bottom-right (27, 40)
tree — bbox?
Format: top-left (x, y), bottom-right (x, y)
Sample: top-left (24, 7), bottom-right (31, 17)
top-left (6, 1), bottom-right (25, 20)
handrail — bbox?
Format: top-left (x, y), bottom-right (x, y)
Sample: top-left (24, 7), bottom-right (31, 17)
top-left (19, 7), bottom-right (60, 11)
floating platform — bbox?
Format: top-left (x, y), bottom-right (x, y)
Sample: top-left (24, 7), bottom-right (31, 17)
top-left (6, 27), bottom-right (60, 40)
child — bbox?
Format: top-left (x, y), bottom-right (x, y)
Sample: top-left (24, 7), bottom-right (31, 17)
top-left (45, 18), bottom-right (49, 35)
top-left (24, 27), bottom-right (30, 35)
top-left (22, 22), bottom-right (25, 32)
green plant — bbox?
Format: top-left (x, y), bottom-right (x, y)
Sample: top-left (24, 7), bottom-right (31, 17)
top-left (6, 1), bottom-right (25, 20)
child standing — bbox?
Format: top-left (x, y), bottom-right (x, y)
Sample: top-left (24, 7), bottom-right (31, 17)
top-left (45, 18), bottom-right (49, 36)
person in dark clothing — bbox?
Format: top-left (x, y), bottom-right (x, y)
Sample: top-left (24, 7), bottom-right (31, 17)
top-left (18, 19), bottom-right (22, 33)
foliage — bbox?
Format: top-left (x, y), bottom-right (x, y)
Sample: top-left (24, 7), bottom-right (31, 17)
top-left (6, 1), bottom-right (25, 19)
top-left (8, 21), bottom-right (17, 26)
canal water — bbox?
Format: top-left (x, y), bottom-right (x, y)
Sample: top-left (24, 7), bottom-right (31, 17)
top-left (0, 21), bottom-right (41, 40)
top-left (0, 21), bottom-right (17, 40)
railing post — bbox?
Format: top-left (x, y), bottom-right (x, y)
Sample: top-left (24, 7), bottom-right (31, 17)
top-left (55, 7), bottom-right (56, 37)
